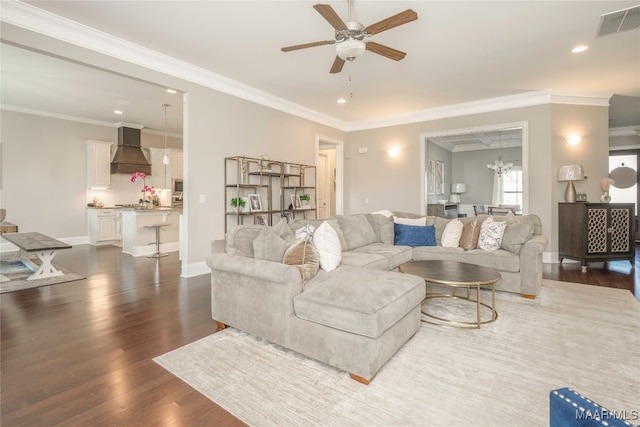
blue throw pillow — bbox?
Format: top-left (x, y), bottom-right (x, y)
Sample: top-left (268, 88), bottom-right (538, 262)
top-left (394, 223), bottom-right (436, 246)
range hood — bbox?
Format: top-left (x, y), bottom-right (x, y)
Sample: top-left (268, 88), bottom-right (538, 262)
top-left (110, 127), bottom-right (151, 175)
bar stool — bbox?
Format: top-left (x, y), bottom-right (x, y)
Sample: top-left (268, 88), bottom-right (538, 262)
top-left (145, 222), bottom-right (170, 258)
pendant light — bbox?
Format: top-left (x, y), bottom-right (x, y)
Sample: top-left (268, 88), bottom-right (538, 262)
top-left (486, 131), bottom-right (513, 176)
top-left (162, 103), bottom-right (170, 165)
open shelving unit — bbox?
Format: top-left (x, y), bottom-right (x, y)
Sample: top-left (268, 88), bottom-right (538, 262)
top-left (224, 156), bottom-right (316, 232)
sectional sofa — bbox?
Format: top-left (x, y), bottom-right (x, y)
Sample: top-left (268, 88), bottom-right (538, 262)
top-left (206, 211), bottom-right (547, 383)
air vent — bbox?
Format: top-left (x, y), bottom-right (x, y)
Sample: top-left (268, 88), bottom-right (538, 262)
top-left (596, 5), bottom-right (640, 37)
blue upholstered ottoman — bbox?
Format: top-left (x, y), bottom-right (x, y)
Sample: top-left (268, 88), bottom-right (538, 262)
top-left (550, 387), bottom-right (636, 427)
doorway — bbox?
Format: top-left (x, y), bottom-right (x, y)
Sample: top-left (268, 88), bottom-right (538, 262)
top-left (316, 135), bottom-right (344, 218)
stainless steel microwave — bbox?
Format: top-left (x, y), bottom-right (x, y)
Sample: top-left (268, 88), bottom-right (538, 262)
top-left (172, 179), bottom-right (183, 207)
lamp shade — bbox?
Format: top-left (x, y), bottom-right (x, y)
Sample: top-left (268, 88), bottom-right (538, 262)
top-left (451, 183), bottom-right (466, 193)
top-left (558, 164), bottom-right (584, 182)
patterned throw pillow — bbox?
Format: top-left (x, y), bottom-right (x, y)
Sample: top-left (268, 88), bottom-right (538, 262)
top-left (478, 216), bottom-right (507, 251)
top-left (283, 238), bottom-right (319, 284)
top-left (459, 219), bottom-right (481, 250)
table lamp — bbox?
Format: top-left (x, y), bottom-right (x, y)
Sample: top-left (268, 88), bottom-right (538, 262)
top-left (450, 183), bottom-right (466, 203)
top-left (558, 164), bottom-right (584, 203)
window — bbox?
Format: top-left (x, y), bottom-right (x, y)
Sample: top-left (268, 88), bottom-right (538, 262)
top-left (501, 167), bottom-right (523, 208)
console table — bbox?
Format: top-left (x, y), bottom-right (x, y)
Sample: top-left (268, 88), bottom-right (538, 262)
top-left (558, 202), bottom-right (635, 271)
top-left (427, 203), bottom-right (458, 219)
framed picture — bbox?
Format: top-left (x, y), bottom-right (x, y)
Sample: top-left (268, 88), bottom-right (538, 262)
top-left (248, 194), bottom-right (262, 212)
top-left (435, 161), bottom-right (444, 195)
top-left (427, 159), bottom-right (435, 195)
top-left (290, 194), bottom-right (302, 210)
top-left (282, 212), bottom-right (292, 223)
top-left (255, 214), bottom-right (267, 226)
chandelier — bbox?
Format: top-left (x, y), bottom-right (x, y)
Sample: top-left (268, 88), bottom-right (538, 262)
top-left (487, 131), bottom-right (513, 176)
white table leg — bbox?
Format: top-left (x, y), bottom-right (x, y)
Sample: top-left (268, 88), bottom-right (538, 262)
top-left (20, 250), bottom-right (64, 281)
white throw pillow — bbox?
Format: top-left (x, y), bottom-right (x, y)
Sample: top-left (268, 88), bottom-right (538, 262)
top-left (393, 216), bottom-right (427, 226)
top-left (441, 219), bottom-right (464, 248)
top-left (312, 221), bottom-right (342, 272)
top-left (478, 216), bottom-right (508, 251)
top-left (372, 209), bottom-right (394, 217)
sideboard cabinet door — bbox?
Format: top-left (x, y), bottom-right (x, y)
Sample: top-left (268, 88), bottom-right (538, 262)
top-left (559, 202), bottom-right (634, 270)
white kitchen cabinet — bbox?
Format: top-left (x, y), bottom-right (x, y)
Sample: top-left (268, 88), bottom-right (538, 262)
top-left (170, 150), bottom-right (183, 180)
top-left (88, 209), bottom-right (120, 244)
top-left (87, 140), bottom-right (113, 189)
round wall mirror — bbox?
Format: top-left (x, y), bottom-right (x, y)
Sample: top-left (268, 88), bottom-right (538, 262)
top-left (609, 164), bottom-right (636, 189)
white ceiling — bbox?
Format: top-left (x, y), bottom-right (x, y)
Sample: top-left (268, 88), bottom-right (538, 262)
top-left (2, 1), bottom-right (639, 134)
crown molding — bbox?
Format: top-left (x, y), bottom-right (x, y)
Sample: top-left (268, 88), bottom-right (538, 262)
top-left (1, 104), bottom-right (119, 127)
top-left (0, 1), bottom-right (617, 133)
top-left (346, 90), bottom-right (613, 131)
top-left (609, 126), bottom-right (640, 137)
top-left (0, 0), bottom-right (347, 131)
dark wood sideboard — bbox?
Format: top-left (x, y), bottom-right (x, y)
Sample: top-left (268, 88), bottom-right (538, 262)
top-left (558, 202), bottom-right (635, 271)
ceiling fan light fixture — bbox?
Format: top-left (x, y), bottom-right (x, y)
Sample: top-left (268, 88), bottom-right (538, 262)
top-left (336, 39), bottom-right (365, 61)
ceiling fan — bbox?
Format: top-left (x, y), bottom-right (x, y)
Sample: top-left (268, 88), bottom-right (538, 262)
top-left (281, 2), bottom-right (418, 74)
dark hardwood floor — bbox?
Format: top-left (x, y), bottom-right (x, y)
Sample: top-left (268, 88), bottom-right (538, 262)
top-left (1, 244), bottom-right (244, 427)
top-left (543, 244), bottom-right (639, 301)
top-left (2, 243), bottom-right (638, 426)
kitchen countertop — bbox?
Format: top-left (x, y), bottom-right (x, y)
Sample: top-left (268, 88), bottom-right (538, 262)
top-left (87, 206), bottom-right (182, 212)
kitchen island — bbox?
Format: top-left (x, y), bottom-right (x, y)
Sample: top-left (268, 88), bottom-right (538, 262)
top-left (88, 207), bottom-right (182, 257)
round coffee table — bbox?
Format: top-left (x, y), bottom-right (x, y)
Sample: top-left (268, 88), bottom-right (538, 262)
top-left (399, 260), bottom-right (500, 329)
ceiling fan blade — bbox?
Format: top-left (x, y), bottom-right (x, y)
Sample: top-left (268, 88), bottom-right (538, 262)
top-left (313, 4), bottom-right (348, 31)
top-left (365, 9), bottom-right (418, 35)
top-left (281, 40), bottom-right (335, 52)
top-left (329, 56), bottom-right (345, 74)
top-left (365, 41), bottom-right (406, 61)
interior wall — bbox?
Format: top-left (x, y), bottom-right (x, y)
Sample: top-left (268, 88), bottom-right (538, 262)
top-left (425, 142), bottom-right (452, 204)
top-left (452, 147), bottom-right (522, 205)
top-left (1, 24), bottom-right (346, 274)
top-left (549, 103), bottom-right (611, 254)
top-left (0, 110), bottom-right (114, 239)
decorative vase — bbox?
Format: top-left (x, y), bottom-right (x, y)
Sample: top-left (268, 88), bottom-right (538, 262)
top-left (600, 192), bottom-right (611, 203)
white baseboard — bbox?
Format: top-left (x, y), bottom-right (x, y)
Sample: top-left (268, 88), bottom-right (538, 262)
top-left (181, 261), bottom-right (209, 278)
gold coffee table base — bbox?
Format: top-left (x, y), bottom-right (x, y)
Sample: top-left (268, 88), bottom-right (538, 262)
top-left (422, 286), bottom-right (498, 330)
top-left (399, 260), bottom-right (501, 329)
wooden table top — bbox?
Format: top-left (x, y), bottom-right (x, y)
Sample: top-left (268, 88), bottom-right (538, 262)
top-left (399, 260), bottom-right (501, 286)
top-left (2, 232), bottom-right (72, 251)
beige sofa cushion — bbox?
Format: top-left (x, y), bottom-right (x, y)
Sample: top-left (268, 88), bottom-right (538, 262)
top-left (294, 266), bottom-right (425, 338)
top-left (351, 243), bottom-right (413, 270)
top-left (337, 214), bottom-right (377, 250)
top-left (461, 249), bottom-right (520, 272)
top-left (253, 228), bottom-right (289, 262)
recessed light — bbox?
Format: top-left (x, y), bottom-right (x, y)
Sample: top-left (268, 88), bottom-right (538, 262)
top-left (571, 45), bottom-right (588, 53)
top-left (166, 88), bottom-right (177, 94)
top-left (337, 98), bottom-right (346, 104)
top-left (113, 110), bottom-right (123, 115)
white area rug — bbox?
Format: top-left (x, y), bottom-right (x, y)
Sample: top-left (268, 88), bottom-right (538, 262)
top-left (154, 280), bottom-right (640, 427)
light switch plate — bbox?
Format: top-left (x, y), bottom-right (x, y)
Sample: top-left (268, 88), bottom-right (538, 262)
top-left (199, 194), bottom-right (205, 203)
